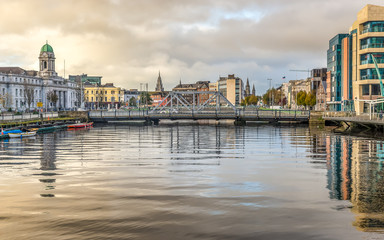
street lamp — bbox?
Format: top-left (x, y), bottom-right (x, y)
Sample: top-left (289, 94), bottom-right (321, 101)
top-left (267, 78), bottom-right (272, 106)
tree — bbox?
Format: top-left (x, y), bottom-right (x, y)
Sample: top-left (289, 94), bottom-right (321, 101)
top-left (139, 92), bottom-right (153, 107)
top-left (305, 92), bottom-right (316, 108)
top-left (46, 90), bottom-right (58, 110)
top-left (129, 97), bottom-right (137, 107)
top-left (241, 95), bottom-right (259, 106)
top-left (262, 88), bottom-right (280, 106)
top-left (23, 82), bottom-right (35, 111)
top-left (297, 91), bottom-right (307, 107)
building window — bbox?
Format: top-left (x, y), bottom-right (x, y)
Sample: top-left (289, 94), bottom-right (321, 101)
top-left (15, 89), bottom-right (18, 97)
top-left (372, 84), bottom-right (380, 95)
top-left (111, 97), bottom-right (115, 102)
top-left (91, 90), bottom-right (93, 94)
top-left (96, 90), bottom-right (98, 94)
top-left (362, 84), bottom-right (370, 95)
top-left (105, 91), bottom-right (107, 94)
top-left (91, 97), bottom-right (93, 102)
top-left (111, 91), bottom-right (115, 94)
top-left (105, 97), bottom-right (107, 101)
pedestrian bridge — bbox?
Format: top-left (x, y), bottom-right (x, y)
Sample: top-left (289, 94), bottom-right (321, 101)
top-left (89, 109), bottom-right (310, 124)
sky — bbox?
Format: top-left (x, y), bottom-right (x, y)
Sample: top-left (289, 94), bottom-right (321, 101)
top-left (0, 0), bottom-right (382, 94)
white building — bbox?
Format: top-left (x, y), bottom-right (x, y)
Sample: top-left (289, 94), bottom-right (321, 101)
top-left (0, 42), bottom-right (79, 111)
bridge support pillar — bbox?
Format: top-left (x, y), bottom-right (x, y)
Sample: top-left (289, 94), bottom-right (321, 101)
top-left (152, 119), bottom-right (160, 125)
top-left (234, 119), bottom-right (246, 126)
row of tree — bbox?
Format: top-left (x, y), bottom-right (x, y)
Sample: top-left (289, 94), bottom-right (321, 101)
top-left (296, 90), bottom-right (316, 108)
top-left (259, 88), bottom-right (316, 109)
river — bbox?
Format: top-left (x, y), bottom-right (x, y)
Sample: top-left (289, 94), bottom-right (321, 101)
top-left (0, 124), bottom-right (383, 239)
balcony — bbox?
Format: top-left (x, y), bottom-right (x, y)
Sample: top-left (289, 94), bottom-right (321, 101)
top-left (361, 75), bottom-right (382, 80)
top-left (361, 59), bottom-right (384, 65)
top-left (361, 43), bottom-right (384, 50)
top-left (361, 27), bottom-right (384, 34)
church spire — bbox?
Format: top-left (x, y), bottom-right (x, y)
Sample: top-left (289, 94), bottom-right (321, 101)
top-left (245, 78), bottom-right (251, 97)
top-left (252, 84), bottom-right (255, 96)
top-left (155, 71), bottom-right (164, 92)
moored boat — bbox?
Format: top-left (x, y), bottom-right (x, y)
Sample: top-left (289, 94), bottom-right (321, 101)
top-left (8, 131), bottom-right (37, 138)
top-left (68, 122), bottom-right (93, 128)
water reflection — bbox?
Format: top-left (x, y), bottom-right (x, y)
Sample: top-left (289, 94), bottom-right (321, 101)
top-left (316, 133), bottom-right (384, 232)
top-left (1, 125), bottom-right (384, 239)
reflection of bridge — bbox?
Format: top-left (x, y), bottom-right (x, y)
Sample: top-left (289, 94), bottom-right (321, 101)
top-left (90, 91), bottom-right (310, 124)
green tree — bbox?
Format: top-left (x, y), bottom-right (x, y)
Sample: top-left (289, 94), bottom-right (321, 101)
top-left (139, 92), bottom-right (153, 106)
top-left (129, 97), bottom-right (137, 107)
top-left (241, 95), bottom-right (259, 106)
top-left (296, 91), bottom-right (307, 107)
top-left (305, 92), bottom-right (316, 108)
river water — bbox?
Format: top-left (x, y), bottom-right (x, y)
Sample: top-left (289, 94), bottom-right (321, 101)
top-left (0, 124), bottom-right (384, 240)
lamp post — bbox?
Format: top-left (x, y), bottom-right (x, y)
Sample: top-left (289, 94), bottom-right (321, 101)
top-left (267, 78), bottom-right (272, 106)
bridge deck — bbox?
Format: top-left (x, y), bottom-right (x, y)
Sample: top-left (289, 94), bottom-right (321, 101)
top-left (89, 110), bottom-right (310, 123)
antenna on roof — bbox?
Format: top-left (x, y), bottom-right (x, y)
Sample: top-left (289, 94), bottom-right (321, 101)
top-left (64, 59), bottom-right (65, 79)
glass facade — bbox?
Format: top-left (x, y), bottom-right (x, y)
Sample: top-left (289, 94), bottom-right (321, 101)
top-left (362, 21), bottom-right (384, 34)
top-left (361, 37), bottom-right (384, 49)
top-left (360, 68), bottom-right (384, 80)
top-left (327, 34), bottom-right (348, 111)
top-left (360, 53), bottom-right (384, 65)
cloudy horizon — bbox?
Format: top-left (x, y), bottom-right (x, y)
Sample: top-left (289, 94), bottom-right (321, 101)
top-left (0, 0), bottom-right (382, 94)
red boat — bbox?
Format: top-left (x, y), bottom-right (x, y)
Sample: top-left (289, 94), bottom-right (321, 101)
top-left (68, 122), bottom-right (93, 128)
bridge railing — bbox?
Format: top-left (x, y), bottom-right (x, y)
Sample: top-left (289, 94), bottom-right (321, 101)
top-left (89, 109), bottom-right (310, 120)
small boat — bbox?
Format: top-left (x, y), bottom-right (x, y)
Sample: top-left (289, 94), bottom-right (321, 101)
top-left (8, 131), bottom-right (37, 138)
top-left (68, 122), bottom-right (93, 128)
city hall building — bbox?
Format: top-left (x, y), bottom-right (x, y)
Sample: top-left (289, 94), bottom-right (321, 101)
top-left (0, 42), bottom-right (79, 111)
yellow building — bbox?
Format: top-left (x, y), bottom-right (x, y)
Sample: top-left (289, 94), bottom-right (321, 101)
top-left (84, 82), bottom-right (124, 109)
top-left (209, 74), bottom-right (243, 106)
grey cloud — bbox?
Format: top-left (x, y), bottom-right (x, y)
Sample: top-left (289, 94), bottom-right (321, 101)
top-left (0, 0), bottom-right (379, 93)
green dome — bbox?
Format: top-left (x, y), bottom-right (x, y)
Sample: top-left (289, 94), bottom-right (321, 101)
top-left (40, 43), bottom-right (54, 53)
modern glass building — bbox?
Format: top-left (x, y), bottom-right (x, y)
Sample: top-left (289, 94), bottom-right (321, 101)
top-left (327, 34), bottom-right (349, 111)
top-left (327, 4), bottom-right (384, 114)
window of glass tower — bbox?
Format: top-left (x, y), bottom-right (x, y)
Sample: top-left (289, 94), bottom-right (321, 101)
top-left (361, 37), bottom-right (384, 49)
top-left (372, 84), bottom-right (381, 95)
top-left (362, 84), bottom-right (370, 95)
top-left (361, 53), bottom-right (384, 64)
top-left (362, 21), bottom-right (384, 34)
top-left (361, 68), bottom-right (384, 80)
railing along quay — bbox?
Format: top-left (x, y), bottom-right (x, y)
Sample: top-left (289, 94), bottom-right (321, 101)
top-left (0, 112), bottom-right (58, 122)
top-left (324, 111), bottom-right (384, 125)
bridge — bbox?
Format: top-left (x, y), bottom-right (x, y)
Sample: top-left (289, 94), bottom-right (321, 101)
top-left (89, 91), bottom-right (310, 125)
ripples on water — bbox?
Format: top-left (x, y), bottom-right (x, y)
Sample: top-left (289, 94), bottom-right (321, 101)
top-left (0, 124), bottom-right (383, 239)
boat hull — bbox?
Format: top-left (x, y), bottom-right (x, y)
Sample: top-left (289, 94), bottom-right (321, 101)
top-left (8, 132), bottom-right (37, 138)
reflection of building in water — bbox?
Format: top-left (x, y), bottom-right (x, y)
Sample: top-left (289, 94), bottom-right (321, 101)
top-left (326, 136), bottom-right (352, 200)
top-left (38, 133), bottom-right (59, 197)
top-left (350, 140), bottom-right (384, 232)
top-left (40, 134), bottom-right (57, 170)
top-left (318, 135), bottom-right (384, 231)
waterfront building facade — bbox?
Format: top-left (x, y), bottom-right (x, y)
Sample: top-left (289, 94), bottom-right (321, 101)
top-left (215, 74), bottom-right (244, 106)
top-left (326, 4), bottom-right (384, 114)
top-left (327, 34), bottom-right (349, 111)
top-left (124, 89), bottom-right (140, 106)
top-left (172, 81), bottom-right (210, 105)
top-left (0, 43), bottom-right (78, 111)
top-left (84, 82), bottom-right (124, 109)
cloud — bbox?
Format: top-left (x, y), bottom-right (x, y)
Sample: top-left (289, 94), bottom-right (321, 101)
top-left (0, 0), bottom-right (380, 93)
